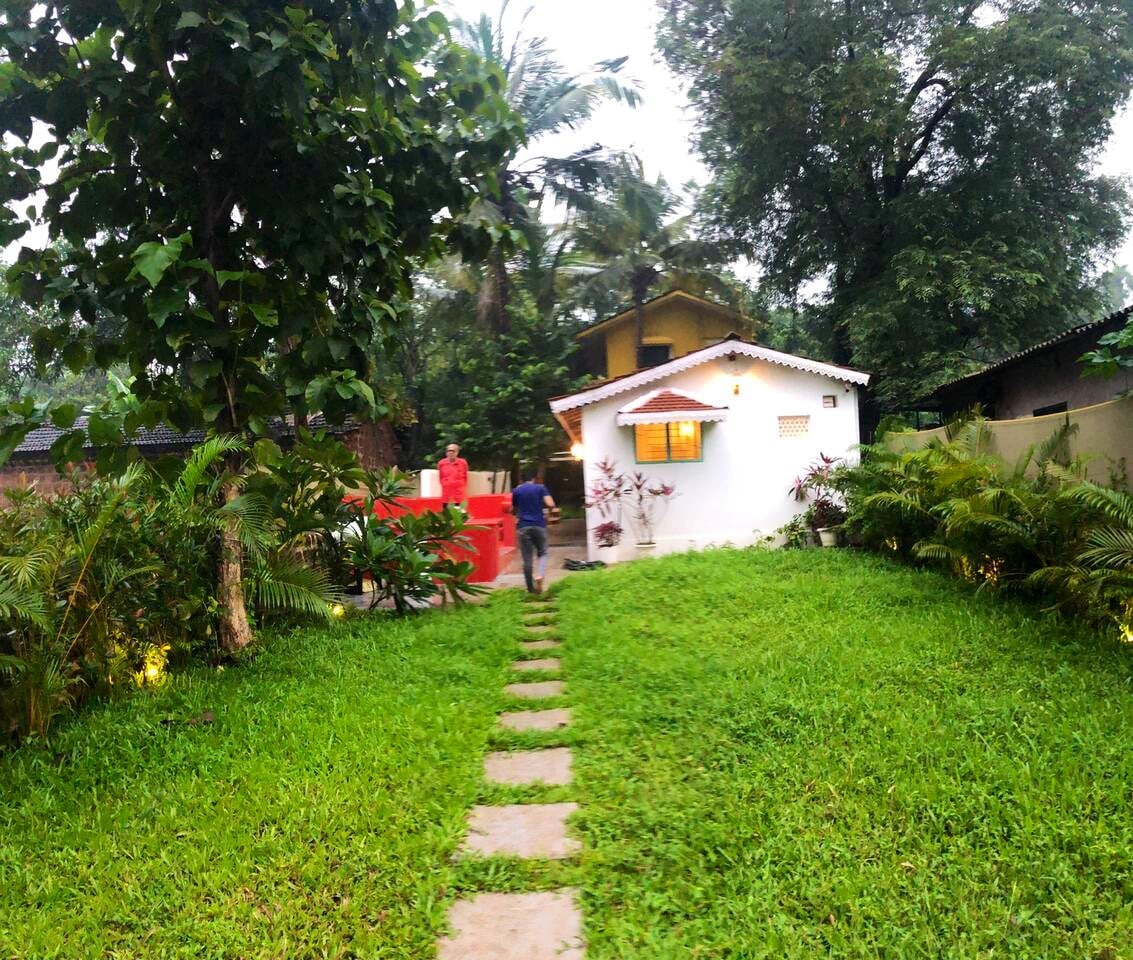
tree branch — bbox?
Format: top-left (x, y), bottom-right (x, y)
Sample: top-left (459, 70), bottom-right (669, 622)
top-left (897, 88), bottom-right (963, 182)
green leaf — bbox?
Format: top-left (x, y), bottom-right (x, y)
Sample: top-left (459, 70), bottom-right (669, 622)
top-left (253, 438), bottom-right (283, 467)
top-left (147, 286), bottom-right (185, 328)
top-left (51, 403), bottom-right (79, 430)
top-left (175, 12), bottom-right (206, 30)
top-left (216, 270), bottom-right (250, 288)
top-left (130, 234), bottom-right (188, 288)
top-left (87, 412), bottom-right (121, 446)
top-left (249, 303), bottom-right (279, 327)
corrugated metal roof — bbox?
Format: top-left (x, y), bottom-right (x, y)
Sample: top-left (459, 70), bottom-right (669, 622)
top-left (932, 304), bottom-right (1133, 394)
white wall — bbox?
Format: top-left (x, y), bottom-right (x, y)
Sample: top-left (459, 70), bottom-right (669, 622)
top-left (579, 356), bottom-right (861, 561)
top-left (419, 469), bottom-right (511, 497)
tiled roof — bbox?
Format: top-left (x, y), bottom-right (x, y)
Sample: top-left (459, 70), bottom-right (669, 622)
top-left (8, 412), bottom-right (352, 462)
top-left (620, 389), bottom-right (726, 415)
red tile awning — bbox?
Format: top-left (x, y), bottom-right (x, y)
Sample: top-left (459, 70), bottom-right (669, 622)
top-left (615, 389), bottom-right (729, 426)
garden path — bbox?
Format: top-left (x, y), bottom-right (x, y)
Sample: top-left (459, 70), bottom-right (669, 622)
top-left (437, 593), bottom-right (585, 959)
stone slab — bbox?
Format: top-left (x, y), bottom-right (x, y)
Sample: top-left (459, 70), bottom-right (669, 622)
top-left (437, 890), bottom-right (583, 960)
top-left (524, 623), bottom-right (556, 633)
top-left (485, 748), bottom-right (573, 786)
top-left (505, 680), bottom-right (565, 700)
top-left (512, 658), bottom-right (561, 673)
top-left (519, 639), bottom-right (561, 651)
top-left (462, 803), bottom-right (580, 859)
top-left (498, 708), bottom-right (572, 732)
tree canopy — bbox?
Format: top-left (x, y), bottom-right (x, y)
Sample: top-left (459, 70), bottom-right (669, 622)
top-left (0, 0), bottom-right (517, 454)
top-left (659, 0), bottom-right (1133, 405)
top-left (453, 0), bottom-right (639, 332)
top-left (0, 0), bottom-right (519, 648)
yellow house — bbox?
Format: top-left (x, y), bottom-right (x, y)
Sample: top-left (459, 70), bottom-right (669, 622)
top-left (575, 289), bottom-right (757, 379)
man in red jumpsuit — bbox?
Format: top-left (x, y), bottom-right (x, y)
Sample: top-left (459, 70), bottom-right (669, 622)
top-left (438, 443), bottom-right (469, 509)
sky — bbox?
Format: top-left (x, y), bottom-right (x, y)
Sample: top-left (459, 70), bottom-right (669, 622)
top-left (442, 0), bottom-right (1133, 275)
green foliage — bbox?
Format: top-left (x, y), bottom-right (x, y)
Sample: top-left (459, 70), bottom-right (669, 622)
top-left (570, 155), bottom-right (755, 340)
top-left (773, 513), bottom-right (812, 549)
top-left (0, 0), bottom-right (518, 649)
top-left (839, 417), bottom-right (1132, 637)
top-left (0, 0), bottom-right (517, 451)
top-left (1081, 312), bottom-right (1133, 388)
top-left (452, 1), bottom-right (641, 332)
top-left (430, 290), bottom-right (581, 469)
top-left (0, 438), bottom-right (348, 746)
top-left (659, 0), bottom-right (1133, 403)
top-left (342, 499), bottom-right (487, 614)
top-left (243, 428), bottom-right (374, 587)
top-left (0, 284), bottom-right (117, 406)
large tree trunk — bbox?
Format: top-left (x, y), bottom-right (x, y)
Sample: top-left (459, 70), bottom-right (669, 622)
top-left (634, 297), bottom-right (646, 369)
top-left (218, 476), bottom-right (254, 653)
top-left (476, 246), bottom-right (512, 335)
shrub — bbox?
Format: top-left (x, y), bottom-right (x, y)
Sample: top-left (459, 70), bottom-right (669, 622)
top-left (789, 453), bottom-right (846, 532)
top-left (0, 435), bottom-right (367, 746)
top-left (341, 498), bottom-right (486, 614)
top-left (838, 417), bottom-right (1132, 640)
top-left (585, 458), bottom-right (676, 546)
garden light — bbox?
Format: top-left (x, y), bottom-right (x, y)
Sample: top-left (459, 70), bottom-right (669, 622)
top-left (331, 603), bottom-right (346, 619)
top-left (570, 442), bottom-right (585, 460)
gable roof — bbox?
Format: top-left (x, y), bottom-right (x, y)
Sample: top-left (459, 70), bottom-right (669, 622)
top-left (616, 388), bottom-right (729, 426)
top-left (574, 289), bottom-right (745, 342)
top-left (550, 335), bottom-right (870, 415)
top-left (929, 303), bottom-right (1132, 398)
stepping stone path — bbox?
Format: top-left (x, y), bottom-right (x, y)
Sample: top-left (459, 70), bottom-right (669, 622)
top-left (498, 708), bottom-right (571, 732)
top-left (437, 891), bottom-right (583, 960)
top-left (484, 747), bottom-right (573, 786)
top-left (512, 658), bottom-right (561, 673)
top-left (441, 592), bottom-right (586, 957)
top-left (519, 639), bottom-right (561, 651)
top-left (462, 803), bottom-right (580, 858)
top-left (505, 680), bottom-right (564, 700)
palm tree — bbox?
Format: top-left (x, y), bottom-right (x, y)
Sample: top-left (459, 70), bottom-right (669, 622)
top-left (453, 1), bottom-right (639, 333)
top-left (571, 155), bottom-right (747, 368)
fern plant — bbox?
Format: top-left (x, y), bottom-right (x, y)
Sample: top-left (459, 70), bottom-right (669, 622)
top-left (841, 414), bottom-right (1131, 641)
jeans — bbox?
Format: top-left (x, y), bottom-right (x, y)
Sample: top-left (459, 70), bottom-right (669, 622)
top-left (518, 525), bottom-right (549, 592)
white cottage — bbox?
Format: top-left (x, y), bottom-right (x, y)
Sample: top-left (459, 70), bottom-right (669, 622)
top-left (549, 335), bottom-right (871, 562)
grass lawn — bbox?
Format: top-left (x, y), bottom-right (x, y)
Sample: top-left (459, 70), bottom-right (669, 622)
top-left (0, 600), bottom-right (525, 958)
top-left (3, 548), bottom-right (1132, 958)
top-left (561, 550), bottom-right (1133, 958)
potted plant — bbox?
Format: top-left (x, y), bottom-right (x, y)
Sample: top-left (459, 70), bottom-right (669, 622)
top-left (623, 471), bottom-right (676, 549)
top-left (789, 453), bottom-right (846, 547)
top-left (585, 459), bottom-right (676, 550)
top-left (585, 458), bottom-right (627, 548)
top-left (811, 497), bottom-right (847, 546)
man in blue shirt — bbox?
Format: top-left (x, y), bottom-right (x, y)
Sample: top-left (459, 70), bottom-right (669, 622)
top-left (509, 469), bottom-right (558, 593)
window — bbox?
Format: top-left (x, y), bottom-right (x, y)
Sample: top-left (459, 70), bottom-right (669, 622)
top-left (1033, 401), bottom-right (1068, 417)
top-left (634, 421), bottom-right (702, 462)
top-left (778, 415), bottom-right (810, 438)
top-left (639, 343), bottom-right (672, 368)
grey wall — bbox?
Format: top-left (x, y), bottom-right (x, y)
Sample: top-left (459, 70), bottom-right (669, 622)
top-left (993, 338), bottom-right (1133, 419)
